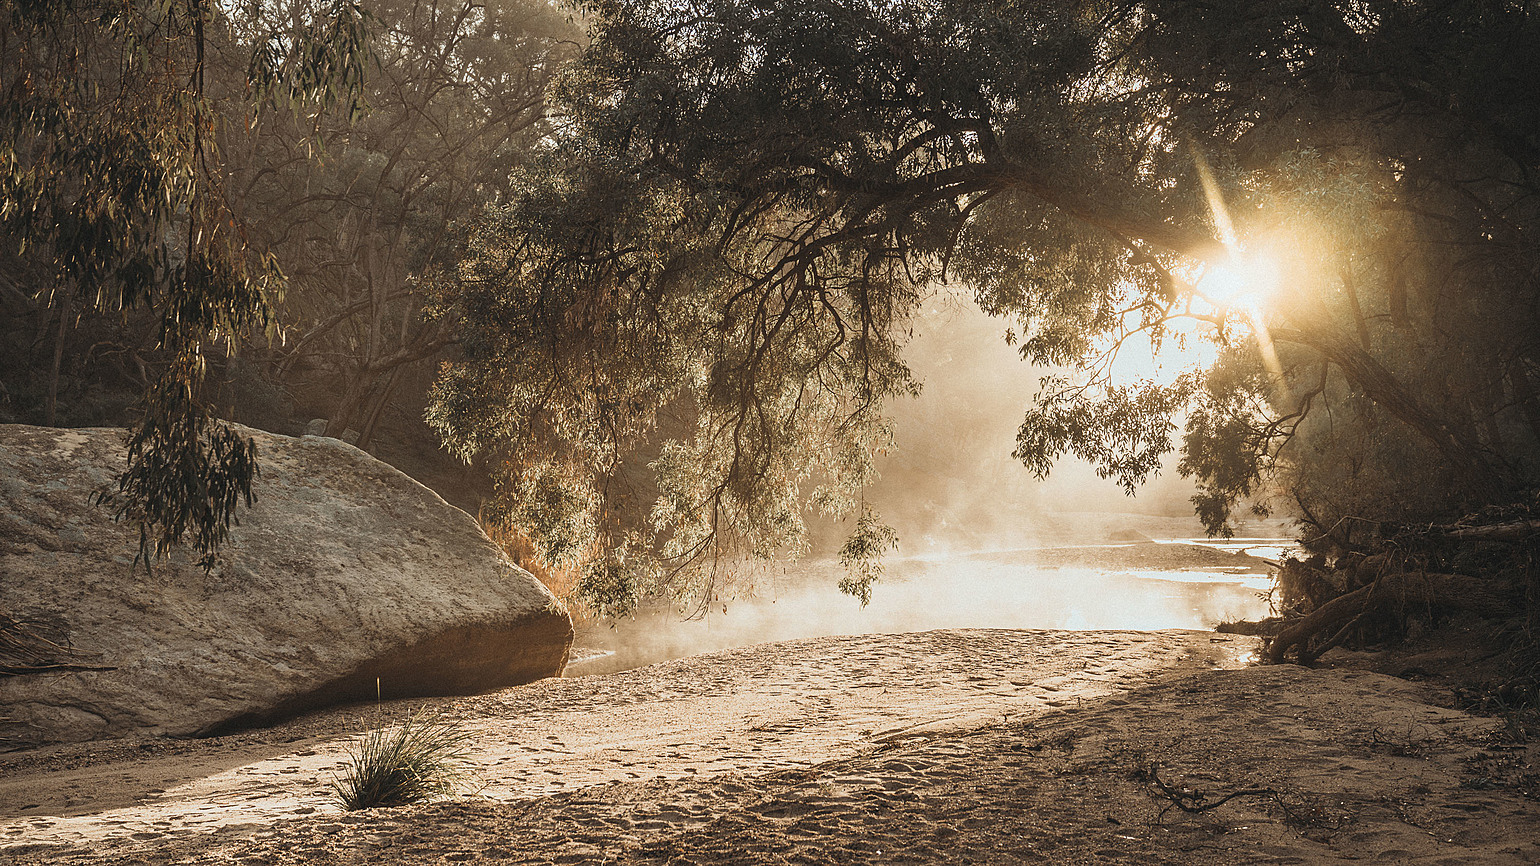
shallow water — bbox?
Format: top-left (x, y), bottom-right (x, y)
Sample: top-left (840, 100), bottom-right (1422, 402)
top-left (567, 540), bottom-right (1279, 676)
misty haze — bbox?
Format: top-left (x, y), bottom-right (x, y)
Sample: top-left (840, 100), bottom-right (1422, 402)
top-left (5, 1), bottom-right (1539, 864)
top-left (571, 300), bottom-right (1284, 676)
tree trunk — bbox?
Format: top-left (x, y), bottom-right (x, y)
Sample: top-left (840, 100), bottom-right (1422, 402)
top-left (1272, 326), bottom-right (1507, 493)
top-left (1266, 572), bottom-right (1516, 665)
top-left (44, 288), bottom-right (72, 427)
top-left (355, 364), bottom-right (404, 452)
top-left (324, 374), bottom-right (371, 440)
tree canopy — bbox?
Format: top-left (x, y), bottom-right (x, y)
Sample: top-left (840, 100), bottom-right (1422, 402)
top-left (1, 0), bottom-right (371, 566)
top-left (227, 0), bottom-right (578, 452)
top-left (5, 0), bottom-right (1536, 624)
top-left (429, 0), bottom-right (1540, 614)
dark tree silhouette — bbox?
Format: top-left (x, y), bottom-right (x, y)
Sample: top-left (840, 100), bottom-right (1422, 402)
top-left (429, 0), bottom-right (1540, 620)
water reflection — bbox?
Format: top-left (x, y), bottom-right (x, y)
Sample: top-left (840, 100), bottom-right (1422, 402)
top-left (567, 541), bottom-right (1276, 676)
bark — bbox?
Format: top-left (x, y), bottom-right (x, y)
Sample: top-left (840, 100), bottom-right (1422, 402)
top-left (1266, 571), bottom-right (1516, 665)
top-left (44, 288), bottom-right (72, 426)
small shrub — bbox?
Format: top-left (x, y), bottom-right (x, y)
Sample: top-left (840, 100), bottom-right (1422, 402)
top-left (331, 709), bottom-right (473, 810)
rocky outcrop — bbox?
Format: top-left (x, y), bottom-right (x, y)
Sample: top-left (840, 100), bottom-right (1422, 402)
top-left (0, 424), bottom-right (572, 746)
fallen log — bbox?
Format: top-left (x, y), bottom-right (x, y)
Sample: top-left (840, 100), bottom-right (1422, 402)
top-left (1265, 572), bottom-right (1516, 665)
top-left (1441, 519), bottom-right (1540, 543)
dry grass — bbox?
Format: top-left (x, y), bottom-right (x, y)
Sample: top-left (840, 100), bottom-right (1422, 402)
top-left (331, 710), bottom-right (473, 810)
top-left (479, 515), bottom-right (590, 623)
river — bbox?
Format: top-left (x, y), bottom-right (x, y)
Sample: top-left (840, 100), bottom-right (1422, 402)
top-left (566, 520), bottom-right (1290, 676)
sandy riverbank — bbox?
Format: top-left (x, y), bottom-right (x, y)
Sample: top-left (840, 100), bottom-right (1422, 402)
top-left (2, 628), bottom-right (1536, 864)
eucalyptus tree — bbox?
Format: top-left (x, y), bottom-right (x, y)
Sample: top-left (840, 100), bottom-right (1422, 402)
top-left (227, 0), bottom-right (580, 450)
top-left (1, 0), bottom-right (370, 566)
top-left (429, 0), bottom-right (1539, 615)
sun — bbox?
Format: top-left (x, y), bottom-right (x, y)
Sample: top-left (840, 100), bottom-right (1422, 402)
top-left (1196, 253), bottom-right (1281, 311)
top-left (1190, 153), bottom-right (1285, 313)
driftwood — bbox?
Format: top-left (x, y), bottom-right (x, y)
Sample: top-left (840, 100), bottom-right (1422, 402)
top-left (1440, 519), bottom-right (1540, 543)
top-left (1266, 572), bottom-right (1516, 665)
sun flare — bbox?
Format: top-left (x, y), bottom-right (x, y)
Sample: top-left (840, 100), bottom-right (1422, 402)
top-left (1196, 254), bottom-right (1281, 311)
top-left (1191, 153), bottom-right (1285, 313)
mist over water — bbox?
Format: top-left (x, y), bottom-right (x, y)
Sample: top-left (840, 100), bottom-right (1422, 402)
top-left (569, 298), bottom-right (1287, 677)
top-left (569, 529), bottom-right (1281, 676)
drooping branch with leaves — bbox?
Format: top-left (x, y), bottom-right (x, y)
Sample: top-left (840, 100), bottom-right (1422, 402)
top-left (431, 0), bottom-right (1540, 624)
top-left (1, 0), bottom-right (373, 567)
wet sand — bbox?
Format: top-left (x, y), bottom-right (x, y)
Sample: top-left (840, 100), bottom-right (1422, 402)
top-left (2, 628), bottom-right (1536, 864)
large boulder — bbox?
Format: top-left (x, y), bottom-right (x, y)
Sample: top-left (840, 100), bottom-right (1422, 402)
top-left (0, 424), bottom-right (572, 746)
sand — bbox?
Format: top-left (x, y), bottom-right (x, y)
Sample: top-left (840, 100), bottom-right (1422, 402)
top-left (1, 627), bottom-right (1536, 864)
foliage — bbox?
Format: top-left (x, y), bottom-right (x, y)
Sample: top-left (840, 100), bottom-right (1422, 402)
top-left (1112, 1), bottom-right (1540, 545)
top-left (331, 709), bottom-right (472, 810)
top-left (426, 0), bottom-right (1540, 616)
top-left (479, 511), bottom-right (587, 618)
top-left (425, 0), bottom-right (940, 611)
top-left (97, 354), bottom-right (262, 567)
top-left (229, 0), bottom-right (580, 450)
top-left (1, 0), bottom-right (371, 566)
top-left (838, 507), bottom-right (899, 606)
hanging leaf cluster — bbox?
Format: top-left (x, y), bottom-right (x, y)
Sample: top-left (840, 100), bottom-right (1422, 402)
top-left (1, 0), bottom-right (373, 568)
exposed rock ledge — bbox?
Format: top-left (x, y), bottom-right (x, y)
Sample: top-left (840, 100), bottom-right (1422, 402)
top-left (0, 424), bottom-right (572, 746)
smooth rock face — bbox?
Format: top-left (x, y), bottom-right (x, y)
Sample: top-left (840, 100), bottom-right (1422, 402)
top-left (0, 424), bottom-right (572, 745)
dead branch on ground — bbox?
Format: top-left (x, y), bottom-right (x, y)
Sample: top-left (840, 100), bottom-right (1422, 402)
top-left (0, 613), bottom-right (113, 677)
top-left (1143, 762), bottom-right (1276, 814)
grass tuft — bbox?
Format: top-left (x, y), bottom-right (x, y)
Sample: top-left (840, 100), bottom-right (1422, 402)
top-left (331, 709), bottom-right (473, 810)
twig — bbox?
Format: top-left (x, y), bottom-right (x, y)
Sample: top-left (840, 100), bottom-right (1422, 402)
top-left (0, 663), bottom-right (117, 676)
top-left (1148, 763), bottom-right (1276, 813)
